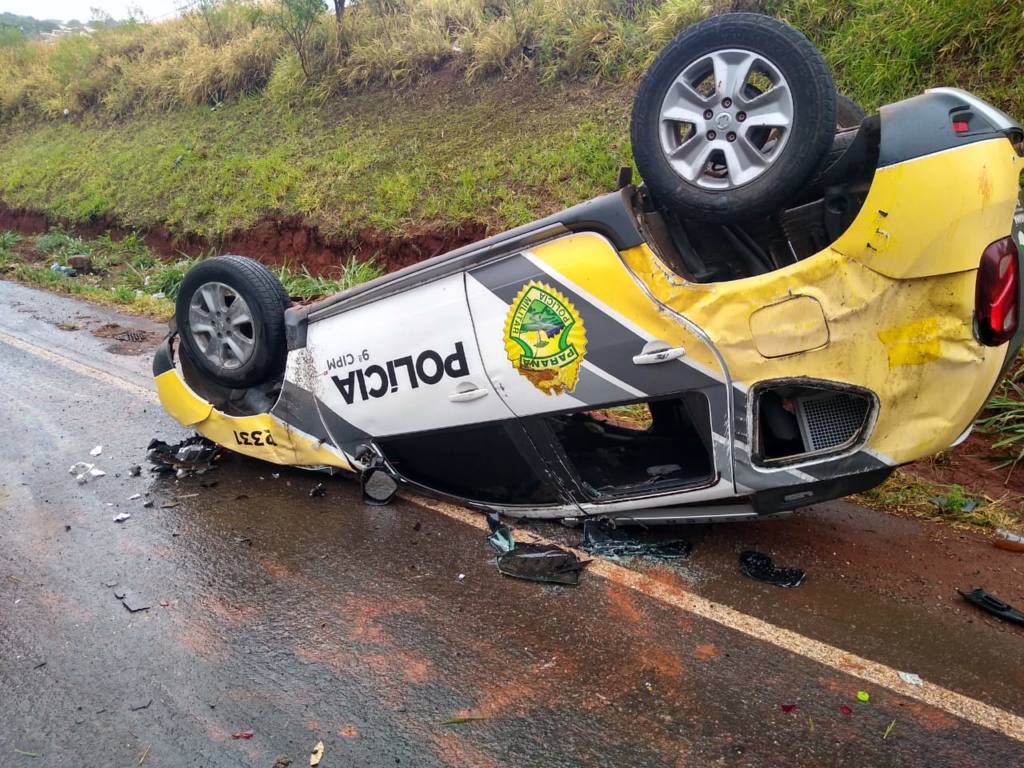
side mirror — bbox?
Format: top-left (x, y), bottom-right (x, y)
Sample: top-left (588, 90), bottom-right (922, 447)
top-left (361, 467), bottom-right (398, 506)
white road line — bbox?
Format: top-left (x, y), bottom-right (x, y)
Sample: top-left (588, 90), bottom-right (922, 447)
top-left (6, 326), bottom-right (1024, 744)
top-left (0, 330), bottom-right (159, 404)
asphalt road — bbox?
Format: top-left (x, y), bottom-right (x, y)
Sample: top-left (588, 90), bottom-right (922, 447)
top-left (1, 280), bottom-right (1023, 767)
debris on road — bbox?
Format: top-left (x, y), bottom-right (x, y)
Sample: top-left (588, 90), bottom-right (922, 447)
top-left (129, 699), bottom-right (153, 711)
top-left (129, 465), bottom-right (142, 477)
top-left (128, 493), bottom-right (142, 500)
top-left (739, 551), bottom-right (806, 588)
top-left (857, 691), bottom-right (870, 702)
top-left (272, 756), bottom-right (292, 768)
top-left (957, 587), bottom-right (1024, 626)
top-left (147, 435), bottom-right (223, 478)
top-left (114, 588), bottom-right (152, 613)
top-left (231, 731), bottom-right (254, 740)
top-left (442, 716), bottom-right (487, 725)
top-left (309, 740), bottom-right (324, 766)
top-left (137, 744), bottom-right (151, 766)
top-left (883, 719), bottom-right (897, 739)
top-left (839, 704), bottom-right (853, 716)
top-left (89, 445), bottom-right (103, 456)
top-left (14, 749), bottom-right (41, 758)
top-left (309, 482), bottom-right (327, 498)
top-left (50, 262), bottom-right (76, 277)
top-left (113, 512), bottom-right (131, 523)
top-left (993, 529), bottom-right (1024, 553)
top-left (897, 671), bottom-right (923, 686)
top-left (486, 513), bottom-right (589, 585)
top-left (581, 520), bottom-right (692, 560)
top-left (69, 462), bottom-right (106, 484)
top-left (780, 704), bottom-right (797, 713)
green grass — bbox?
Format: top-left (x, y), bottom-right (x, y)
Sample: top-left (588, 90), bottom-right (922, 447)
top-left (0, 82), bottom-right (632, 240)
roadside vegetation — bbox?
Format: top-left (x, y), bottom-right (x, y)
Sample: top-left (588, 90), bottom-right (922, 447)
top-left (0, 225), bottom-right (381, 318)
top-left (855, 472), bottom-right (1023, 534)
top-left (1, 0), bottom-right (1023, 241)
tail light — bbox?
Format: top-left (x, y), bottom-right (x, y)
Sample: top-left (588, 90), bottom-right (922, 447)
top-left (975, 236), bottom-right (1019, 346)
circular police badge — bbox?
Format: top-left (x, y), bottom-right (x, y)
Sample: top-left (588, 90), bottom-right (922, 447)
top-left (503, 281), bottom-right (587, 395)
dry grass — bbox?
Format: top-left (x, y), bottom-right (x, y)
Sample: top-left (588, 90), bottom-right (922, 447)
top-left (4, 0), bottom-right (1020, 122)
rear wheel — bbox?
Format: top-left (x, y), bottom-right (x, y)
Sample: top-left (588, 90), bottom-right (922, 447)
top-left (631, 13), bottom-right (837, 222)
top-left (176, 255), bottom-right (290, 388)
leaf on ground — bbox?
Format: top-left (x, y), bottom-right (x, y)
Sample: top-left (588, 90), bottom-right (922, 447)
top-left (309, 740), bottom-right (324, 767)
top-left (441, 716), bottom-right (487, 725)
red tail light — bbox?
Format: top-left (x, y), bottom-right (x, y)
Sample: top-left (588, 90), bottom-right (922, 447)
top-left (976, 236), bottom-right (1019, 346)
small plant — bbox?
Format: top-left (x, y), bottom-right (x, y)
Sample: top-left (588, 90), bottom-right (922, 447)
top-left (978, 364), bottom-right (1024, 471)
top-left (276, 256), bottom-right (382, 299)
top-left (0, 230), bottom-right (20, 254)
top-left (148, 254), bottom-right (202, 298)
top-left (34, 227), bottom-right (90, 257)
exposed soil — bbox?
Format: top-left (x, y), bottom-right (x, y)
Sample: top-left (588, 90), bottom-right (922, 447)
top-left (0, 203), bottom-right (489, 275)
top-left (907, 431), bottom-right (1024, 501)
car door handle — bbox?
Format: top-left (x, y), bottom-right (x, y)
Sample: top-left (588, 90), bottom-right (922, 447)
top-left (632, 340), bottom-right (686, 365)
top-left (448, 381), bottom-right (490, 403)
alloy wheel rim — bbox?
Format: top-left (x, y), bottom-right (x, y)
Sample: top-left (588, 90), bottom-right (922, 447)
top-left (188, 281), bottom-right (256, 369)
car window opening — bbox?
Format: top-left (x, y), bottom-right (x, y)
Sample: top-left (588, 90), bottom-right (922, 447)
top-left (544, 395), bottom-right (715, 497)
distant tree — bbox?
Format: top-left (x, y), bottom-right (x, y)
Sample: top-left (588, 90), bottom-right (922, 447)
top-left (265, 0), bottom-right (326, 79)
top-left (88, 7), bottom-right (116, 28)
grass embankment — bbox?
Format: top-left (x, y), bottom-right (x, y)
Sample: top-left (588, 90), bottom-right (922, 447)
top-left (0, 0), bottom-right (1022, 242)
top-left (0, 83), bottom-right (631, 240)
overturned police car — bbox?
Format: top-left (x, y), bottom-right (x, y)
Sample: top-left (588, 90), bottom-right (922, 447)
top-left (154, 13), bottom-right (1024, 524)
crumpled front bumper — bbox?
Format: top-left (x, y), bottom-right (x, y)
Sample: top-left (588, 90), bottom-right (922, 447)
top-left (153, 334), bottom-right (352, 471)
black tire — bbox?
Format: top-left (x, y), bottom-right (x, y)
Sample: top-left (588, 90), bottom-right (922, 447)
top-left (631, 13), bottom-right (836, 222)
top-left (176, 255), bottom-right (290, 389)
top-left (836, 93), bottom-right (866, 129)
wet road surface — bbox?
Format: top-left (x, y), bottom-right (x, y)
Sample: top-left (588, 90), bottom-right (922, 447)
top-left (1, 281), bottom-right (1023, 767)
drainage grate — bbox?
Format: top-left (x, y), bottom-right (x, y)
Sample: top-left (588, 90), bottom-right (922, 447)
top-left (795, 392), bottom-right (870, 453)
top-left (114, 330), bottom-right (147, 342)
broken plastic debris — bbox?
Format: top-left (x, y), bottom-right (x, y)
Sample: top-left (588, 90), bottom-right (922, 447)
top-left (839, 704), bottom-right (853, 716)
top-left (309, 740), bottom-right (324, 767)
top-left (128, 493), bottom-right (142, 501)
top-left (147, 435), bottom-right (224, 478)
top-left (231, 731), bottom-right (254, 740)
top-left (496, 544), bottom-right (589, 586)
top-left (113, 588), bottom-right (152, 613)
top-left (485, 512), bottom-right (514, 554)
top-left (51, 262), bottom-right (76, 277)
top-left (582, 520), bottom-right (692, 560)
top-left (484, 513), bottom-right (589, 585)
top-left (897, 671), bottom-right (923, 686)
top-left (857, 691), bottom-right (870, 703)
top-left (129, 465), bottom-right (142, 477)
top-left (957, 587), bottom-right (1024, 626)
top-left (90, 445), bottom-right (103, 456)
top-left (994, 529), bottom-right (1024, 553)
top-left (69, 462), bottom-right (106, 484)
top-left (309, 482), bottom-right (327, 498)
top-left (739, 551), bottom-right (805, 588)
top-left (273, 757), bottom-right (292, 768)
top-left (113, 512), bottom-right (131, 523)
top-left (780, 704), bottom-right (797, 713)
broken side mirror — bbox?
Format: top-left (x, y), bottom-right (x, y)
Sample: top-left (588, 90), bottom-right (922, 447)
top-left (361, 467), bottom-right (398, 506)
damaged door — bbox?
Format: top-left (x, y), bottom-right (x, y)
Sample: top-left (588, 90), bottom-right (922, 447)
top-left (465, 231), bottom-right (734, 506)
top-left (305, 273), bottom-right (569, 508)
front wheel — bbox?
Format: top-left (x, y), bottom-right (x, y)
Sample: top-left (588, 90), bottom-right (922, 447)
top-left (175, 255), bottom-right (290, 389)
